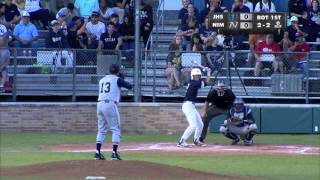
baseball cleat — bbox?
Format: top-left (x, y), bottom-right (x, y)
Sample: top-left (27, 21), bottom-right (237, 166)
top-left (177, 140), bottom-right (193, 148)
top-left (244, 140), bottom-right (253, 146)
top-left (94, 153), bottom-right (106, 160)
top-left (231, 138), bottom-right (240, 145)
top-left (193, 140), bottom-right (207, 147)
top-left (111, 152), bottom-right (122, 160)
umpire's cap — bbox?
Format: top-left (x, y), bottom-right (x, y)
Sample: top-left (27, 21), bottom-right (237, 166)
top-left (109, 64), bottom-right (120, 74)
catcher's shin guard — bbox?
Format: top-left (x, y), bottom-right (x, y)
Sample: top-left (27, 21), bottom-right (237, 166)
top-left (245, 131), bottom-right (256, 141)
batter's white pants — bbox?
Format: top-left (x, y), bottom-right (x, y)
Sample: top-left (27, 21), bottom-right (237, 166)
top-left (180, 101), bottom-right (204, 141)
top-left (96, 101), bottom-right (121, 144)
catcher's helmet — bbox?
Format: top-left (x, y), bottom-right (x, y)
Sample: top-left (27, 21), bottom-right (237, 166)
top-left (191, 68), bottom-right (202, 80)
top-left (109, 64), bottom-right (120, 74)
top-left (233, 97), bottom-right (244, 113)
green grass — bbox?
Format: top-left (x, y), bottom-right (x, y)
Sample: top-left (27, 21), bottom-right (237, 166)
top-left (1, 133), bottom-right (319, 180)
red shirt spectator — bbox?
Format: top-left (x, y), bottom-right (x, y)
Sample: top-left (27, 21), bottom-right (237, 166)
top-left (289, 40), bottom-right (310, 60)
top-left (255, 40), bottom-right (281, 61)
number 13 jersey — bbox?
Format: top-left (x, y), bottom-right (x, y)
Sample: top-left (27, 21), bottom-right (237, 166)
top-left (98, 75), bottom-right (121, 103)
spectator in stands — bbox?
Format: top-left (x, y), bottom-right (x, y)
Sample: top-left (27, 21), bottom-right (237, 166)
top-left (4, 0), bottom-right (21, 28)
top-left (67, 16), bottom-right (88, 49)
top-left (75, 0), bottom-right (99, 18)
top-left (140, 0), bottom-right (153, 48)
top-left (180, 3), bottom-right (200, 28)
top-left (248, 34), bottom-right (266, 66)
top-left (120, 13), bottom-right (134, 50)
top-left (96, 0), bottom-right (115, 24)
top-left (205, 33), bottom-right (224, 70)
top-left (254, 0), bottom-right (276, 12)
top-left (243, 0), bottom-right (253, 12)
top-left (106, 0), bottom-right (128, 24)
top-left (24, 0), bottom-right (50, 29)
top-left (287, 33), bottom-right (310, 74)
top-left (286, 16), bottom-right (307, 43)
top-left (46, 20), bottom-right (73, 68)
top-left (13, 11), bottom-right (38, 48)
top-left (306, 0), bottom-right (320, 42)
top-left (178, 0), bottom-right (199, 25)
top-left (98, 22), bottom-right (122, 51)
top-left (288, 0), bottom-right (308, 26)
top-left (0, 24), bottom-right (10, 90)
top-left (200, 0), bottom-right (223, 25)
top-left (0, 3), bottom-right (8, 27)
top-left (85, 11), bottom-right (105, 49)
top-left (254, 34), bottom-right (282, 76)
top-left (56, 3), bottom-right (79, 24)
top-left (166, 43), bottom-right (182, 91)
top-left (109, 13), bottom-right (121, 32)
top-left (200, 17), bottom-right (216, 44)
top-left (56, 10), bottom-right (68, 36)
top-left (191, 33), bottom-right (204, 52)
top-left (232, 0), bottom-right (250, 12)
top-left (179, 16), bottom-right (199, 51)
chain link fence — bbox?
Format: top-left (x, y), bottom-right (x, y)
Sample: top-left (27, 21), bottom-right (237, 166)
top-left (2, 48), bottom-right (319, 102)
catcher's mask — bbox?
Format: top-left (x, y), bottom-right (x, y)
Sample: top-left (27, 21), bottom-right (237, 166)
top-left (233, 98), bottom-right (244, 113)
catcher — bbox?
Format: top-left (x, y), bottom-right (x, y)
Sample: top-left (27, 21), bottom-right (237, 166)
top-left (219, 98), bottom-right (258, 145)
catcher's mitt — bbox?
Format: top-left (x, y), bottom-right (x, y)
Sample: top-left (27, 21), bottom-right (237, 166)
top-left (227, 117), bottom-right (244, 125)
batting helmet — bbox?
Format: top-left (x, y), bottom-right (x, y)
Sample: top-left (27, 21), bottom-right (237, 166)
top-left (191, 68), bottom-right (202, 80)
top-left (109, 64), bottom-right (120, 75)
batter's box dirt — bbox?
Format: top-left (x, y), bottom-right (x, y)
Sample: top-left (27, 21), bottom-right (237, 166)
top-left (1, 160), bottom-right (246, 180)
top-left (46, 143), bottom-right (320, 155)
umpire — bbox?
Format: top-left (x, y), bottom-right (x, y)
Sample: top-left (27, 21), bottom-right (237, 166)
top-left (199, 80), bottom-right (235, 143)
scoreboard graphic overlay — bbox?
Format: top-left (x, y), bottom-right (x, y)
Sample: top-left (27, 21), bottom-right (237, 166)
top-left (208, 13), bottom-right (287, 34)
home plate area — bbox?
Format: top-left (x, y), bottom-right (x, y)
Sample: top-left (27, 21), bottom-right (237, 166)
top-left (47, 142), bottom-right (320, 155)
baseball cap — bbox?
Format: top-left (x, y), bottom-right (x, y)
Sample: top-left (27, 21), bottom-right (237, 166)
top-left (91, 11), bottom-right (100, 17)
top-left (290, 16), bottom-right (298, 22)
top-left (51, 20), bottom-right (60, 26)
top-left (58, 11), bottom-right (67, 18)
top-left (22, 11), bottom-right (30, 17)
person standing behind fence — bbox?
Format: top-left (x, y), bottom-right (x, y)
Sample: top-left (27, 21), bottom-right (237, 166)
top-left (0, 24), bottom-right (10, 91)
top-left (13, 11), bottom-right (38, 48)
top-left (94, 64), bottom-right (133, 160)
top-left (85, 11), bottom-right (105, 49)
top-left (24, 0), bottom-right (50, 29)
top-left (199, 80), bottom-right (235, 143)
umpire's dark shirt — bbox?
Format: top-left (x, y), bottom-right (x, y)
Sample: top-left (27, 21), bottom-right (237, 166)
top-left (206, 89), bottom-right (235, 109)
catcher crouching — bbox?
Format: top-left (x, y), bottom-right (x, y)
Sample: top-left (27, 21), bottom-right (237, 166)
top-left (219, 98), bottom-right (258, 146)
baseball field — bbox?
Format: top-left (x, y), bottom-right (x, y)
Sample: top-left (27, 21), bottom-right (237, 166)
top-left (0, 132), bottom-right (319, 180)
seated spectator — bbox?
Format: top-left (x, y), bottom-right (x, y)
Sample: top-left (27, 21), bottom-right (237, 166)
top-left (286, 16), bottom-right (307, 43)
top-left (306, 0), bottom-right (320, 42)
top-left (179, 16), bottom-right (199, 50)
top-left (119, 13), bottom-right (134, 50)
top-left (200, 0), bottom-right (223, 25)
top-left (205, 35), bottom-right (224, 70)
top-left (248, 34), bottom-right (266, 66)
top-left (24, 0), bottom-right (50, 29)
top-left (13, 11), bottom-right (38, 48)
top-left (4, 0), bottom-right (21, 28)
top-left (288, 0), bottom-right (308, 26)
top-left (180, 3), bottom-right (200, 28)
top-left (254, 0), bottom-right (276, 12)
top-left (0, 24), bottom-right (10, 90)
top-left (85, 11), bottom-right (105, 49)
top-left (56, 3), bottom-right (79, 24)
top-left (96, 0), bottom-right (115, 24)
top-left (166, 43), bottom-right (182, 91)
top-left (140, 0), bottom-right (153, 48)
top-left (243, 0), bottom-right (253, 12)
top-left (191, 33), bottom-right (204, 52)
top-left (287, 33), bottom-right (310, 74)
top-left (107, 0), bottom-right (127, 24)
top-left (232, 0), bottom-right (250, 12)
top-left (67, 16), bottom-right (88, 49)
top-left (200, 17), bottom-right (216, 44)
top-left (75, 0), bottom-right (99, 18)
top-left (98, 22), bottom-right (122, 51)
top-left (109, 13), bottom-right (121, 32)
top-left (46, 20), bottom-right (73, 68)
top-left (254, 34), bottom-right (282, 76)
top-left (178, 0), bottom-right (199, 24)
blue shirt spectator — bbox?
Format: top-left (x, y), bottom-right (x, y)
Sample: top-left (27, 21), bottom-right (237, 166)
top-left (75, 0), bottom-right (99, 18)
top-left (13, 11), bottom-right (38, 48)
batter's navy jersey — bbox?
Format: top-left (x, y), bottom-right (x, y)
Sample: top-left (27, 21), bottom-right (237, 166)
top-left (184, 80), bottom-right (204, 102)
top-left (98, 75), bottom-right (132, 103)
